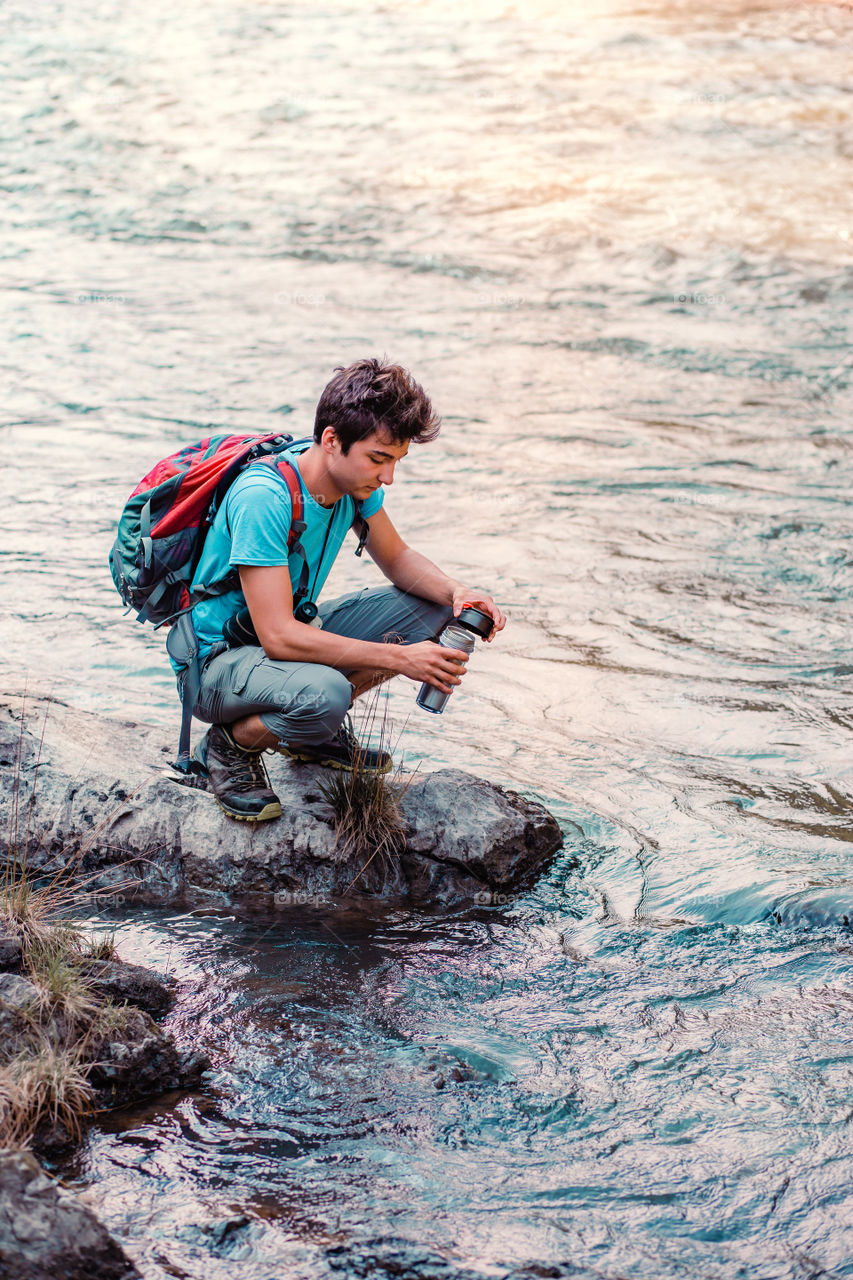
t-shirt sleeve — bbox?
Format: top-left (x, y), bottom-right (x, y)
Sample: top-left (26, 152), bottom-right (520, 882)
top-left (226, 472), bottom-right (293, 567)
top-left (360, 487), bottom-right (384, 519)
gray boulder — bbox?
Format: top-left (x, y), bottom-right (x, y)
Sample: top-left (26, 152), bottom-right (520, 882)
top-left (75, 959), bottom-right (176, 1018)
top-left (0, 1150), bottom-right (140, 1280)
top-left (0, 694), bottom-right (562, 908)
top-left (86, 1004), bottom-right (209, 1111)
top-left (0, 926), bottom-right (22, 973)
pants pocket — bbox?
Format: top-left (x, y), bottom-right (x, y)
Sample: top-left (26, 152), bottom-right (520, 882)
top-left (196, 645), bottom-right (267, 721)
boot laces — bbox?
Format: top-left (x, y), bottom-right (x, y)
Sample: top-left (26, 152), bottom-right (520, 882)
top-left (334, 715), bottom-right (359, 753)
top-left (223, 742), bottom-right (270, 793)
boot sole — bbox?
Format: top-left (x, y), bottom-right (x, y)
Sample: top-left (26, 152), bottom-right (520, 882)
top-left (276, 746), bottom-right (392, 776)
top-left (210, 795), bottom-right (283, 823)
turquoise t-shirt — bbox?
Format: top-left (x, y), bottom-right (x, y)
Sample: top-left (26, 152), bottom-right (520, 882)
top-left (174, 443), bottom-right (383, 666)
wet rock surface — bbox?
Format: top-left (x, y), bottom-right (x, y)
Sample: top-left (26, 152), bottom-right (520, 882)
top-left (0, 694), bottom-right (564, 908)
top-left (0, 1150), bottom-right (141, 1280)
top-left (77, 958), bottom-right (177, 1018)
top-left (87, 1003), bottom-right (208, 1111)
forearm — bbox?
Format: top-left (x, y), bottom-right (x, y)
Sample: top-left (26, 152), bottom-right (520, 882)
top-left (385, 546), bottom-right (461, 606)
top-left (261, 619), bottom-right (404, 672)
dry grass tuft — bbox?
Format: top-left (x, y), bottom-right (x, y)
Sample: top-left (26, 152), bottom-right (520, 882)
top-left (317, 688), bottom-right (416, 893)
top-left (0, 1041), bottom-right (96, 1148)
top-left (81, 929), bottom-right (119, 962)
top-left (24, 933), bottom-right (102, 1027)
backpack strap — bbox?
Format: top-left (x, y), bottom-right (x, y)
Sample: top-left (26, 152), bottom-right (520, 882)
top-left (166, 612), bottom-right (203, 772)
top-left (352, 506), bottom-right (370, 557)
top-left (247, 454), bottom-right (312, 611)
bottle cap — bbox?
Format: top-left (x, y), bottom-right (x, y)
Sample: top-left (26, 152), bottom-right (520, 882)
top-left (456, 606), bottom-right (494, 638)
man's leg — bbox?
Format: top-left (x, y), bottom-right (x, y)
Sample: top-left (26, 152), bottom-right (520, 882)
top-left (189, 589), bottom-right (453, 816)
top-left (231, 715), bottom-right (277, 751)
top-left (192, 647), bottom-right (354, 820)
top-left (346, 665), bottom-right (400, 703)
top-left (319, 585), bottom-right (454, 698)
top-left (270, 587), bottom-right (453, 772)
top-left (319, 584), bottom-right (453, 644)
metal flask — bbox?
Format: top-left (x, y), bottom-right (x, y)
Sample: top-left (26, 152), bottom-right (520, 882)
top-left (416, 606), bottom-right (494, 714)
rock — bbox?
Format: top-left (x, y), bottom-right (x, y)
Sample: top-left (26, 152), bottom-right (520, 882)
top-left (0, 1149), bottom-right (141, 1280)
top-left (0, 976), bottom-right (36, 1047)
top-left (0, 966), bottom-right (205, 1155)
top-left (0, 694), bottom-right (563, 909)
top-left (0, 926), bottom-right (22, 972)
top-left (326, 1237), bottom-right (486, 1280)
top-left (75, 959), bottom-right (176, 1018)
top-left (0, 973), bottom-right (39, 1011)
top-left (86, 1004), bottom-right (209, 1110)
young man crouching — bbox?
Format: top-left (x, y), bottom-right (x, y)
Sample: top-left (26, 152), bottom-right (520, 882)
top-left (170, 356), bottom-right (505, 822)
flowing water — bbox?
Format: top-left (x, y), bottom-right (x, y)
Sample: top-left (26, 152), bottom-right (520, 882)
top-left (2, 0), bottom-right (853, 1275)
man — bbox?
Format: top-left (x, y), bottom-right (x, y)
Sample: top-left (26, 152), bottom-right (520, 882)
top-left (173, 357), bottom-right (506, 822)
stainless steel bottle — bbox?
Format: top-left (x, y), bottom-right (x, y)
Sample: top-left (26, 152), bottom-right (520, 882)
top-left (416, 606), bottom-right (494, 714)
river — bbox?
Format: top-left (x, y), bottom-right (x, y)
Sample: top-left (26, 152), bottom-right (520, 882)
top-left (1, 0), bottom-right (853, 1275)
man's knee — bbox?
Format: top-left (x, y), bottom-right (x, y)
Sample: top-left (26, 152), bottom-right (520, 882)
top-left (376, 591), bottom-right (453, 644)
top-left (411, 597), bottom-right (454, 641)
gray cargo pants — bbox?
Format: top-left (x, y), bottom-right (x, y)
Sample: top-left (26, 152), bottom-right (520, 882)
top-left (191, 586), bottom-right (453, 746)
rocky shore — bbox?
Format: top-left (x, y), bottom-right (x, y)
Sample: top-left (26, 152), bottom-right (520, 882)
top-left (0, 1148), bottom-right (141, 1280)
top-left (0, 693), bottom-right (564, 908)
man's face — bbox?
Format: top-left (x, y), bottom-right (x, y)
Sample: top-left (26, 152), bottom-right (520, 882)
top-left (328, 428), bottom-right (409, 499)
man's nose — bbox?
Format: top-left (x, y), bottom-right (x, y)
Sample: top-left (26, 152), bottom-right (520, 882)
top-left (379, 462), bottom-right (395, 485)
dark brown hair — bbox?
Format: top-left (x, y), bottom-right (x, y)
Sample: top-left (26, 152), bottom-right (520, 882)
top-left (314, 357), bottom-right (441, 453)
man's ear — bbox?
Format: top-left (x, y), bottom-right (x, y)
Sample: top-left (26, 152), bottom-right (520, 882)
top-left (321, 425), bottom-right (340, 455)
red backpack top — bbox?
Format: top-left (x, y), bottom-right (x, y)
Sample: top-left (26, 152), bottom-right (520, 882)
top-left (109, 432), bottom-right (305, 627)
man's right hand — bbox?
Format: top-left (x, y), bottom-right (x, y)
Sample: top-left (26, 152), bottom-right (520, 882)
top-left (392, 640), bottom-right (469, 694)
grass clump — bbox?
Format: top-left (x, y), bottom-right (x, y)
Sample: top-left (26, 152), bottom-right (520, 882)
top-left (81, 929), bottom-right (119, 962)
top-left (0, 1041), bottom-right (95, 1149)
top-left (317, 688), bottom-right (415, 893)
top-left (24, 932), bottom-right (102, 1025)
top-left (0, 693), bottom-right (136, 1149)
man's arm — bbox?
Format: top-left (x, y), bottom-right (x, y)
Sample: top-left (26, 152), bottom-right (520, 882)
top-left (239, 565), bottom-right (470, 694)
top-left (365, 507), bottom-right (507, 639)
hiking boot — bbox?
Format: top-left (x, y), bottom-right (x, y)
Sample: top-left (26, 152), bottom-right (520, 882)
top-left (276, 716), bottom-right (392, 775)
top-left (193, 724), bottom-right (282, 822)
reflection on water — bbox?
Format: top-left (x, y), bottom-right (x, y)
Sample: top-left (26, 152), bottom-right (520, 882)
top-left (2, 0), bottom-right (853, 1274)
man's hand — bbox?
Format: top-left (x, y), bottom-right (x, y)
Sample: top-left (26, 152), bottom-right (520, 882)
top-left (450, 587), bottom-right (507, 642)
top-left (395, 640), bottom-right (470, 695)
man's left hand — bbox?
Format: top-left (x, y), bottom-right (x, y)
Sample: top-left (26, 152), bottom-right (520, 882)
top-left (451, 587), bottom-right (506, 641)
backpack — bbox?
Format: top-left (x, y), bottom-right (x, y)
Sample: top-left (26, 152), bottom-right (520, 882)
top-left (110, 430), bottom-right (370, 769)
